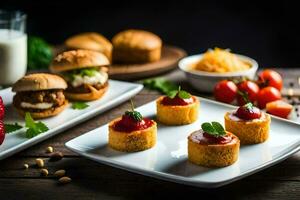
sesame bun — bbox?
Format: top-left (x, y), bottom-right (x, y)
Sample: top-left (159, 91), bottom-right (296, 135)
top-left (65, 32), bottom-right (112, 61)
top-left (65, 83), bottom-right (109, 101)
top-left (15, 100), bottom-right (69, 119)
top-left (12, 73), bottom-right (67, 92)
top-left (50, 50), bottom-right (110, 73)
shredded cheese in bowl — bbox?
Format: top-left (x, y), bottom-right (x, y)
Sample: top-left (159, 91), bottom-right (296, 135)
top-left (192, 48), bottom-right (251, 73)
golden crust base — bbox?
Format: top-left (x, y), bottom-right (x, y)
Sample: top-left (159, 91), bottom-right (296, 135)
top-left (108, 118), bottom-right (157, 152)
top-left (188, 132), bottom-right (240, 167)
top-left (65, 83), bottom-right (108, 101)
top-left (156, 96), bottom-right (199, 125)
top-left (224, 112), bottom-right (271, 144)
top-left (15, 100), bottom-right (68, 119)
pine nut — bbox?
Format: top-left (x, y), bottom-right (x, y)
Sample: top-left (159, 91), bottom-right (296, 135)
top-left (54, 170), bottom-right (66, 177)
top-left (35, 158), bottom-right (44, 168)
top-left (49, 152), bottom-right (63, 162)
top-left (40, 168), bottom-right (48, 176)
top-left (59, 176), bottom-right (71, 184)
top-left (24, 164), bottom-right (29, 169)
top-left (46, 146), bottom-right (53, 153)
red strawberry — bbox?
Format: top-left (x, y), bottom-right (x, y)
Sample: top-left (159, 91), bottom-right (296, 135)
top-left (0, 120), bottom-right (5, 145)
top-left (0, 96), bottom-right (4, 120)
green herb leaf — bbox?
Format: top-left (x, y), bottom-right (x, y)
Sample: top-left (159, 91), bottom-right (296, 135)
top-left (178, 90), bottom-right (191, 99)
top-left (25, 112), bottom-right (49, 138)
top-left (125, 111), bottom-right (143, 122)
top-left (167, 90), bottom-right (178, 99)
top-left (244, 102), bottom-right (253, 110)
top-left (72, 102), bottom-right (89, 110)
top-left (27, 36), bottom-right (53, 70)
top-left (143, 78), bottom-right (178, 94)
top-left (201, 122), bottom-right (216, 134)
top-left (237, 90), bottom-right (250, 103)
top-left (4, 123), bottom-right (23, 133)
top-left (79, 68), bottom-right (98, 77)
top-left (201, 122), bottom-right (226, 137)
top-left (124, 100), bottom-right (143, 122)
top-left (64, 67), bottom-right (99, 81)
top-left (167, 86), bottom-right (191, 99)
top-left (211, 121), bottom-right (226, 136)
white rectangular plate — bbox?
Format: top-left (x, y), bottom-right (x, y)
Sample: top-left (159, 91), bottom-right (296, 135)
top-left (66, 97), bottom-right (300, 188)
top-left (0, 80), bottom-right (143, 160)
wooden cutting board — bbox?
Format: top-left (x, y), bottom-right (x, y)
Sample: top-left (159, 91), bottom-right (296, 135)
top-left (109, 45), bottom-right (186, 80)
top-left (53, 45), bottom-right (186, 81)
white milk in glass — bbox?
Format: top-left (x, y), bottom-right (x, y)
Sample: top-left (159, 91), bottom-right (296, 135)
top-left (0, 29), bottom-right (27, 85)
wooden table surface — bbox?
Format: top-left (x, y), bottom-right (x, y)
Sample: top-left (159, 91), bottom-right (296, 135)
top-left (0, 69), bottom-right (300, 199)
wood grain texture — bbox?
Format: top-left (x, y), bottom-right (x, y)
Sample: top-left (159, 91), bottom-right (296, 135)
top-left (0, 68), bottom-right (300, 199)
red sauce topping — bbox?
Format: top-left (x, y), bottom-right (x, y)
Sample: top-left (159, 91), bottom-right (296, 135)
top-left (190, 130), bottom-right (233, 145)
top-left (113, 115), bottom-right (154, 132)
top-left (161, 95), bottom-right (194, 106)
top-left (235, 105), bottom-right (261, 120)
top-left (202, 132), bottom-right (232, 144)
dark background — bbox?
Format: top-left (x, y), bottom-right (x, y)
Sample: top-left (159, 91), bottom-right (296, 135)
top-left (1, 0), bottom-right (300, 68)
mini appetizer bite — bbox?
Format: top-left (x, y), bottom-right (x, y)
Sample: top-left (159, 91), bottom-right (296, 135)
top-left (50, 50), bottom-right (109, 101)
top-left (108, 101), bottom-right (157, 152)
top-left (188, 122), bottom-right (240, 167)
top-left (12, 73), bottom-right (68, 119)
top-left (156, 87), bottom-right (199, 125)
top-left (224, 103), bottom-right (271, 144)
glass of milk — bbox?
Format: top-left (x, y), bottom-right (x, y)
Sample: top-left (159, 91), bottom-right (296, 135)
top-left (0, 10), bottom-right (27, 86)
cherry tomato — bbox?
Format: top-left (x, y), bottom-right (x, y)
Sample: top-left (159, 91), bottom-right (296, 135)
top-left (257, 86), bottom-right (281, 109)
top-left (237, 81), bottom-right (260, 105)
top-left (214, 80), bottom-right (237, 103)
top-left (266, 100), bottom-right (293, 118)
top-left (258, 69), bottom-right (283, 91)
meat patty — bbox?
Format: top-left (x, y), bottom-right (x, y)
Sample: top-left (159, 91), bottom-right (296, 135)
top-left (13, 89), bottom-right (66, 110)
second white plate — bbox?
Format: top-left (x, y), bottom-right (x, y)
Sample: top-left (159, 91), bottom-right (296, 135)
top-left (0, 80), bottom-right (143, 160)
top-left (66, 97), bottom-right (300, 188)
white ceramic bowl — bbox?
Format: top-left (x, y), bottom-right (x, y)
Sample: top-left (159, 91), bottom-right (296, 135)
top-left (178, 54), bottom-right (258, 93)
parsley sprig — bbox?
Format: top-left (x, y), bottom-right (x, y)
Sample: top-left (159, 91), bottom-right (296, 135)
top-left (143, 78), bottom-right (178, 94)
top-left (167, 86), bottom-right (191, 99)
top-left (201, 121), bottom-right (226, 137)
top-left (124, 100), bottom-right (143, 122)
top-left (4, 113), bottom-right (49, 138)
top-left (72, 102), bottom-right (89, 110)
top-left (25, 112), bottom-right (49, 138)
top-left (4, 123), bottom-right (23, 133)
